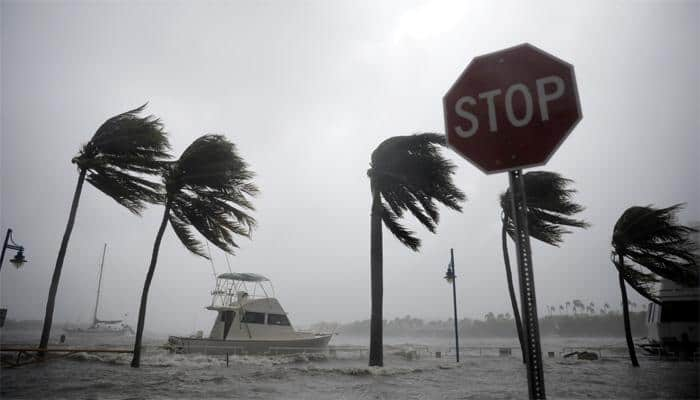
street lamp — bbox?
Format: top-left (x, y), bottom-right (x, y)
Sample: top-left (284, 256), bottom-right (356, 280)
top-left (1, 228), bottom-right (28, 271)
top-left (444, 248), bottom-right (459, 362)
top-left (1, 228), bottom-right (27, 327)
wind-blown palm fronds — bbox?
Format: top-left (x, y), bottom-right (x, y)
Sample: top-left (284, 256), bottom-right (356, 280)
top-left (369, 133), bottom-right (465, 250)
top-left (611, 204), bottom-right (698, 367)
top-left (501, 171), bottom-right (589, 245)
top-left (366, 133), bottom-right (465, 367)
top-left (498, 171), bottom-right (588, 363)
top-left (131, 134), bottom-right (257, 368)
top-left (613, 204), bottom-right (698, 298)
top-left (73, 103), bottom-right (172, 213)
top-left (39, 104), bottom-right (170, 353)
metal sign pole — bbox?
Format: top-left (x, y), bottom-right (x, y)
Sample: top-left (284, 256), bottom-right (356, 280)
top-left (508, 169), bottom-right (546, 400)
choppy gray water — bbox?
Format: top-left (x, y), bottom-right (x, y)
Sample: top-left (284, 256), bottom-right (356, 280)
top-left (1, 330), bottom-right (698, 399)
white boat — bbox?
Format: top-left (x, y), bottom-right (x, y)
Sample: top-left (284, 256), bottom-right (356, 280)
top-left (642, 279), bottom-right (699, 355)
top-left (64, 244), bottom-right (134, 336)
top-left (167, 272), bottom-right (333, 355)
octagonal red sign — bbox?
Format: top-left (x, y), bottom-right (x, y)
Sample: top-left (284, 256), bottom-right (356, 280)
top-left (443, 43), bottom-right (582, 174)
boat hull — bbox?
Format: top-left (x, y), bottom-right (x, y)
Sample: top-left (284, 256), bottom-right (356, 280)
top-left (167, 334), bottom-right (333, 355)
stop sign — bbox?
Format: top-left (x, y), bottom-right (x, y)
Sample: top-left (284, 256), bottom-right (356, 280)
top-left (443, 43), bottom-right (582, 174)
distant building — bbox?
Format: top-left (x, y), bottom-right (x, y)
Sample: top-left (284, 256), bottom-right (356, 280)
top-left (689, 221), bottom-right (700, 256)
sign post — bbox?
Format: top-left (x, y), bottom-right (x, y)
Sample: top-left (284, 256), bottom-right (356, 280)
top-left (443, 43), bottom-right (582, 400)
top-left (508, 169), bottom-right (545, 398)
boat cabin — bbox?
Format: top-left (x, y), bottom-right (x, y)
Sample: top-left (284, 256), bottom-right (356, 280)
top-left (206, 273), bottom-right (296, 341)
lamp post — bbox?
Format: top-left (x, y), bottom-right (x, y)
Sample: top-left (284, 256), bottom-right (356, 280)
top-left (1, 228), bottom-right (28, 272)
top-left (1, 228), bottom-right (28, 327)
top-left (444, 248), bottom-right (459, 362)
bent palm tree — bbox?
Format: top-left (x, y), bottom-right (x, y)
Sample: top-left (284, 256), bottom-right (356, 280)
top-left (612, 204), bottom-right (698, 367)
top-left (499, 171), bottom-right (588, 362)
top-left (39, 104), bottom-right (170, 352)
top-left (367, 133), bottom-right (465, 366)
top-left (131, 134), bottom-right (257, 368)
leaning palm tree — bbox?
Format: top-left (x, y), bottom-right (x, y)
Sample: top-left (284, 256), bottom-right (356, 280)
top-left (499, 171), bottom-right (588, 362)
top-left (367, 133), bottom-right (465, 366)
top-left (39, 104), bottom-right (170, 352)
top-left (612, 204), bottom-right (698, 367)
top-left (131, 134), bottom-right (257, 367)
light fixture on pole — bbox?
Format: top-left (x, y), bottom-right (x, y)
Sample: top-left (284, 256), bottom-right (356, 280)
top-left (1, 228), bottom-right (28, 271)
top-left (1, 228), bottom-right (28, 328)
top-left (444, 248), bottom-right (459, 363)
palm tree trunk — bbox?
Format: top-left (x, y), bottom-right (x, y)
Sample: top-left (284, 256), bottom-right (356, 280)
top-left (39, 168), bottom-right (87, 354)
top-left (131, 201), bottom-right (171, 368)
top-left (369, 187), bottom-right (383, 367)
top-left (502, 224), bottom-right (526, 364)
top-left (618, 256), bottom-right (639, 367)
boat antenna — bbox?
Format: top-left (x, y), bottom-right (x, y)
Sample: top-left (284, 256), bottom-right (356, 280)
top-left (93, 243), bottom-right (107, 327)
top-left (205, 239), bottom-right (217, 281)
top-left (224, 252), bottom-right (233, 274)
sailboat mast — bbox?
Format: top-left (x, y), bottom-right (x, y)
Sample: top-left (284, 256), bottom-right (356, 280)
top-left (93, 243), bottom-right (107, 326)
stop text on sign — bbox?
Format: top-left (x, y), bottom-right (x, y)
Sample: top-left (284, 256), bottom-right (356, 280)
top-left (454, 75), bottom-right (565, 138)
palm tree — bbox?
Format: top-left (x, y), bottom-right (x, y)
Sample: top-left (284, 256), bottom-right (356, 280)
top-left (566, 301), bottom-right (571, 314)
top-left (612, 204), bottom-right (698, 367)
top-left (499, 171), bottom-right (588, 361)
top-left (366, 133), bottom-right (465, 366)
top-left (39, 104), bottom-right (170, 352)
top-left (572, 299), bottom-right (584, 314)
top-left (130, 134), bottom-right (257, 367)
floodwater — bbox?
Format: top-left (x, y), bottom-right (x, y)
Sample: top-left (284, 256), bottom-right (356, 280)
top-left (1, 330), bottom-right (698, 399)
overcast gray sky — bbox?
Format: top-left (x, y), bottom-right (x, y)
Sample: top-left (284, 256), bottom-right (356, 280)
top-left (1, 0), bottom-right (698, 335)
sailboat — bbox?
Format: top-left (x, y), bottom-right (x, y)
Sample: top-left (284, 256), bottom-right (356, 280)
top-left (64, 244), bottom-right (134, 335)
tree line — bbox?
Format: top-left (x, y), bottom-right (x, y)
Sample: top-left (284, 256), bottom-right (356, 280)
top-left (310, 311), bottom-right (648, 339)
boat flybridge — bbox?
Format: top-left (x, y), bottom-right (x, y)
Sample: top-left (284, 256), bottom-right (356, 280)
top-left (168, 273), bottom-right (333, 355)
